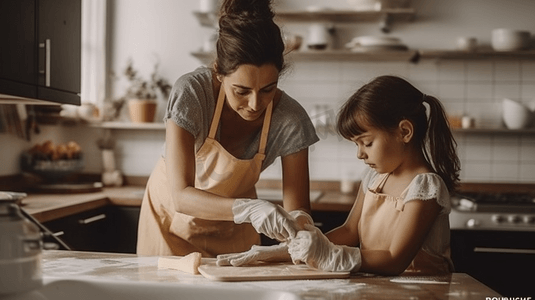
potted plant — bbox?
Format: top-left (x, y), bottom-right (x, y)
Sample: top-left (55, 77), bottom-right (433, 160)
top-left (113, 59), bottom-right (172, 123)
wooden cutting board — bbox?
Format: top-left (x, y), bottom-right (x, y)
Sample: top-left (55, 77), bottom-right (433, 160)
top-left (198, 259), bottom-right (350, 282)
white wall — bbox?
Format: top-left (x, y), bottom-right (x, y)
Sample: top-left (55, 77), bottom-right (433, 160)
top-left (2, 0), bottom-right (535, 184)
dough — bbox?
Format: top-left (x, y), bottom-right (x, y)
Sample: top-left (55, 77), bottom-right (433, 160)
top-left (157, 252), bottom-right (202, 275)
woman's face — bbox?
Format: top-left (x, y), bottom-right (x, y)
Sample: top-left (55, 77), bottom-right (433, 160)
top-left (220, 64), bottom-right (279, 121)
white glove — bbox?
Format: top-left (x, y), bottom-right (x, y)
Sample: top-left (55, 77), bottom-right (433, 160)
top-left (289, 210), bottom-right (314, 230)
top-left (288, 224), bottom-right (362, 272)
top-left (216, 243), bottom-right (291, 267)
top-left (233, 199), bottom-right (299, 241)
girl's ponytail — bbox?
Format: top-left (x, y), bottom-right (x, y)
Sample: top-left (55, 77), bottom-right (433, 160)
top-left (423, 95), bottom-right (461, 193)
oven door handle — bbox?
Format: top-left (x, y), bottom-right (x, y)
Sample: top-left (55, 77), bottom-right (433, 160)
top-left (474, 247), bottom-right (535, 255)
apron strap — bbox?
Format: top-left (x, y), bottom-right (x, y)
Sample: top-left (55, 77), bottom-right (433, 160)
top-left (258, 90), bottom-right (278, 155)
top-left (209, 85), bottom-right (277, 155)
top-left (208, 85), bottom-right (226, 139)
top-left (369, 173), bottom-right (390, 193)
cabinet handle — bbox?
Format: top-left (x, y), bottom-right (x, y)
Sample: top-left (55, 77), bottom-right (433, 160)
top-left (39, 39), bottom-right (51, 87)
top-left (79, 214), bottom-right (107, 225)
top-left (52, 231), bottom-right (65, 237)
top-left (474, 247), bottom-right (535, 255)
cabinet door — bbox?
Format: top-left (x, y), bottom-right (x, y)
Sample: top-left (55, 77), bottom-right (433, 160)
top-left (0, 0), bottom-right (38, 98)
top-left (37, 0), bottom-right (81, 103)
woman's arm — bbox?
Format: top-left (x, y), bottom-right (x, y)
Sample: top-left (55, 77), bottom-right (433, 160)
top-left (359, 198), bottom-right (441, 275)
top-left (165, 121), bottom-right (235, 221)
top-left (281, 148), bottom-right (312, 213)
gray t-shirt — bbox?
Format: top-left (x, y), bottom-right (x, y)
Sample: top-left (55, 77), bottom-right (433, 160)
top-left (163, 67), bottom-right (319, 171)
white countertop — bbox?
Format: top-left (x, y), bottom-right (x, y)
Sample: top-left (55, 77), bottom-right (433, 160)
top-left (40, 250), bottom-right (500, 300)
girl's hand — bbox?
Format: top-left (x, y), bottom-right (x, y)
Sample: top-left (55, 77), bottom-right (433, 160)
top-left (288, 224), bottom-right (362, 272)
top-left (216, 243), bottom-right (291, 266)
top-left (288, 210), bottom-right (314, 230)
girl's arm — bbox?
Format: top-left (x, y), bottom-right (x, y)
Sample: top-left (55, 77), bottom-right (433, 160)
top-left (359, 198), bottom-right (441, 275)
top-left (281, 148), bottom-right (312, 213)
top-left (325, 183), bottom-right (366, 247)
top-left (165, 121), bottom-right (235, 221)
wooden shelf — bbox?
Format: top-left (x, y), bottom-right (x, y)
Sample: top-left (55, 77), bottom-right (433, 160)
top-left (89, 122), bottom-right (165, 130)
top-left (85, 121), bottom-right (535, 134)
top-left (452, 127), bottom-right (535, 134)
top-left (191, 49), bottom-right (418, 65)
top-left (192, 49), bottom-right (535, 64)
top-left (275, 8), bottom-right (416, 24)
top-left (193, 8), bottom-right (416, 30)
top-left (417, 49), bottom-right (535, 61)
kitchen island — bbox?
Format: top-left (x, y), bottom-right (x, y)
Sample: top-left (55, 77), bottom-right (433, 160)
top-left (40, 250), bottom-right (500, 300)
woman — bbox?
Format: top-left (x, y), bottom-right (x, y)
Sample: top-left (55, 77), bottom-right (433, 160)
top-left (137, 0), bottom-right (319, 257)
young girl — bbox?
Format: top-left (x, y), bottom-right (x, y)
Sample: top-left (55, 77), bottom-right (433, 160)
top-left (287, 75), bottom-right (461, 275)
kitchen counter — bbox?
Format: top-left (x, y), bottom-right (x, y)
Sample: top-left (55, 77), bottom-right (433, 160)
top-left (41, 250), bottom-right (500, 299)
top-left (21, 186), bottom-right (146, 223)
top-left (21, 186), bottom-right (356, 223)
top-left (21, 181), bottom-right (535, 223)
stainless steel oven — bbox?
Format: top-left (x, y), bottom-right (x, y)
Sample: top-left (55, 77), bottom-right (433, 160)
top-left (450, 192), bottom-right (535, 297)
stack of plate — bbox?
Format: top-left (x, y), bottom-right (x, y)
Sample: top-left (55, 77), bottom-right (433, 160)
top-left (345, 36), bottom-right (409, 52)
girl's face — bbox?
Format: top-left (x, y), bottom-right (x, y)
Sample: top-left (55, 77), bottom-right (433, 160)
top-left (350, 126), bottom-right (406, 174)
top-left (220, 64), bottom-right (279, 122)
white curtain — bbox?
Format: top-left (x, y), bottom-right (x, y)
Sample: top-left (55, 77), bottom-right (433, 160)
top-left (81, 0), bottom-right (107, 106)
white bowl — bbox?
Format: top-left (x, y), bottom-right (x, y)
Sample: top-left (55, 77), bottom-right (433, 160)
top-left (491, 29), bottom-right (531, 51)
top-left (502, 98), bottom-right (532, 129)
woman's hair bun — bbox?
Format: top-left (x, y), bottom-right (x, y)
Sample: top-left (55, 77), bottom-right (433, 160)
top-left (220, 0), bottom-right (274, 21)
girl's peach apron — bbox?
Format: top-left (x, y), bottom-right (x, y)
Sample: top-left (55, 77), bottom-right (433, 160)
top-left (137, 86), bottom-right (275, 257)
top-left (358, 173), bottom-right (454, 274)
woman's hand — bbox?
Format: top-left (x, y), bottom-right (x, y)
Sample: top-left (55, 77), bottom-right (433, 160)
top-left (233, 199), bottom-right (300, 241)
top-left (288, 224), bottom-right (362, 272)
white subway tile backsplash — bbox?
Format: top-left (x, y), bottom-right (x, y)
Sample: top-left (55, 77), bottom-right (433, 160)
top-left (494, 82), bottom-right (521, 100)
top-left (465, 138), bottom-right (492, 161)
top-left (466, 82), bottom-right (494, 100)
top-left (462, 161), bottom-right (493, 181)
top-left (519, 163), bottom-right (535, 182)
top-left (520, 82), bottom-right (535, 101)
top-left (521, 61), bottom-right (535, 81)
top-left (466, 61), bottom-right (493, 82)
top-left (101, 59), bottom-right (535, 184)
top-left (494, 61), bottom-right (520, 82)
top-left (340, 62), bottom-right (373, 82)
top-left (491, 162), bottom-right (519, 182)
top-left (520, 137), bottom-right (535, 162)
top-left (409, 61), bottom-right (438, 82)
top-left (492, 136), bottom-right (520, 162)
top-left (437, 61), bottom-right (465, 82)
top-left (437, 82), bottom-right (465, 100)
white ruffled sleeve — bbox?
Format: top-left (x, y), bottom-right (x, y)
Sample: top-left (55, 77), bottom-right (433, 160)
top-left (403, 173), bottom-right (451, 214)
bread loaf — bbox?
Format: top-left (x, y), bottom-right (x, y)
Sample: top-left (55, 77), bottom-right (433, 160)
top-left (158, 252), bottom-right (202, 275)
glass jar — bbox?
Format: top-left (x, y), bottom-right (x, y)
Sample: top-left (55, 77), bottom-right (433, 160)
top-left (0, 192), bottom-right (43, 295)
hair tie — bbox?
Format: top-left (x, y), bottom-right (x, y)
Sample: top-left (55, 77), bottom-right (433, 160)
top-left (421, 93), bottom-right (427, 103)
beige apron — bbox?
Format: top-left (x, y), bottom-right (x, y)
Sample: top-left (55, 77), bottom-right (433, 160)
top-left (358, 173), bottom-right (454, 275)
top-left (137, 86), bottom-right (276, 257)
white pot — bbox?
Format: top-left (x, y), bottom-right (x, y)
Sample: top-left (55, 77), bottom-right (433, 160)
top-left (491, 29), bottom-right (531, 51)
top-left (502, 98), bottom-right (532, 129)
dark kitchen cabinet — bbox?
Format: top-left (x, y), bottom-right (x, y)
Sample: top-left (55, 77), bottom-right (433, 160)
top-left (43, 206), bottom-right (140, 254)
top-left (451, 230), bottom-right (535, 296)
top-left (0, 0), bottom-right (81, 105)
